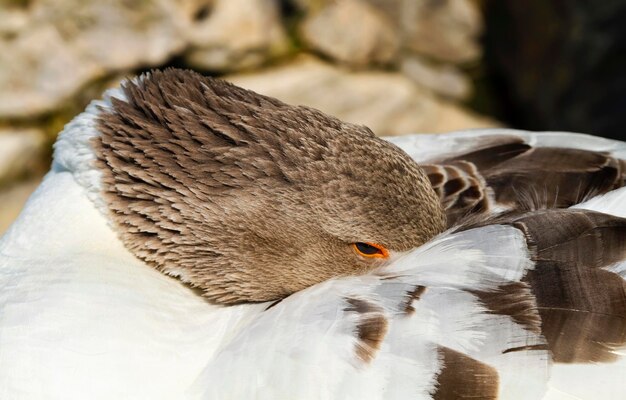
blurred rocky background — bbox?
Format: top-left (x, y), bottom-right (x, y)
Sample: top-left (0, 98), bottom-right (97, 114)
top-left (1, 0), bottom-right (625, 233)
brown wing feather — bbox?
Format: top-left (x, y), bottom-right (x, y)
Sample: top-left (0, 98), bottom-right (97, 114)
top-left (421, 162), bottom-right (491, 225)
top-left (432, 347), bottom-right (499, 400)
top-left (484, 147), bottom-right (624, 209)
top-left (425, 135), bottom-right (626, 226)
top-left (464, 209), bottom-right (626, 364)
top-left (511, 210), bottom-right (626, 363)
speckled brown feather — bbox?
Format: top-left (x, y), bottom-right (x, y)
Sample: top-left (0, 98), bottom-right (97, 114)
top-left (93, 69), bottom-right (445, 304)
top-left (422, 162), bottom-right (491, 225)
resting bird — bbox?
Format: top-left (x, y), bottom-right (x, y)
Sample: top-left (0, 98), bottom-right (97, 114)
top-left (1, 69), bottom-right (625, 400)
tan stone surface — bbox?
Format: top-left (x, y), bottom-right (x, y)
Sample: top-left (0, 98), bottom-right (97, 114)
top-left (292, 0), bottom-right (482, 64)
top-left (184, 0), bottom-right (289, 72)
top-left (301, 0), bottom-right (399, 66)
top-left (0, 128), bottom-right (47, 185)
top-left (0, 0), bottom-right (289, 119)
top-left (0, 0), bottom-right (189, 118)
top-left (401, 55), bottom-right (471, 100)
top-left (402, 0), bottom-right (482, 63)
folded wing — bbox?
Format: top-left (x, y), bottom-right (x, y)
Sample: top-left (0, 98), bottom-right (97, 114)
top-left (389, 130), bottom-right (626, 226)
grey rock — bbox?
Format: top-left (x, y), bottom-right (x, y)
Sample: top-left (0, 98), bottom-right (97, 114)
top-left (184, 0), bottom-right (289, 72)
top-left (227, 55), bottom-right (498, 136)
top-left (300, 0), bottom-right (399, 66)
top-left (0, 128), bottom-right (46, 186)
top-left (0, 7), bottom-right (29, 34)
top-left (0, 0), bottom-right (188, 118)
top-left (0, 0), bottom-right (289, 119)
top-left (401, 0), bottom-right (482, 63)
top-left (293, 0), bottom-right (482, 64)
top-left (401, 55), bottom-right (470, 99)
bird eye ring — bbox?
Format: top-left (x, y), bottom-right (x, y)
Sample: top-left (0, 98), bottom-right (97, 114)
top-left (352, 242), bottom-right (389, 259)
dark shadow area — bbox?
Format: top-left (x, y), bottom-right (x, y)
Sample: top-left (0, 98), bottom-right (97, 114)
top-left (475, 1), bottom-right (626, 141)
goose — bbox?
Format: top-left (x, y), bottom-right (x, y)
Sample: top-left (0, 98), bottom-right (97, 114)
top-left (1, 69), bottom-right (625, 400)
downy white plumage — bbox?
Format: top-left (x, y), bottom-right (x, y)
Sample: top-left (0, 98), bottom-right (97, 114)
top-left (1, 70), bottom-right (625, 399)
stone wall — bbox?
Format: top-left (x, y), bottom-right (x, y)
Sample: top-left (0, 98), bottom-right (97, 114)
top-left (0, 0), bottom-right (497, 233)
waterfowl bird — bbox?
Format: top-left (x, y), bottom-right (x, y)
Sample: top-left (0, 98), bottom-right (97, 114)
top-left (1, 69), bottom-right (625, 400)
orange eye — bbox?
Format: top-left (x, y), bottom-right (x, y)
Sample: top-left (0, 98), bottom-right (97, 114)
top-left (352, 242), bottom-right (389, 259)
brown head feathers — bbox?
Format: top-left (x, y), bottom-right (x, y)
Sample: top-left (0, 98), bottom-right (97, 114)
top-left (94, 69), bottom-right (445, 304)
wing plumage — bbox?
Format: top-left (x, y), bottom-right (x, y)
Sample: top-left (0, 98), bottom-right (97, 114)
top-left (390, 131), bottom-right (626, 226)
